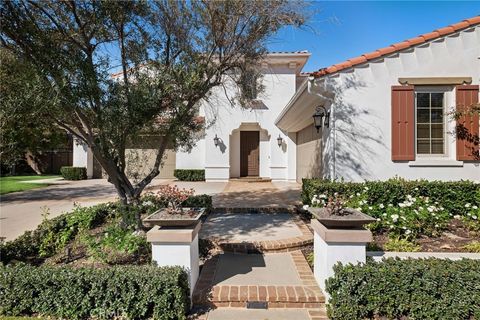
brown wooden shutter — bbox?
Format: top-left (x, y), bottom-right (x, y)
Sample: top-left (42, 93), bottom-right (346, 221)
top-left (456, 85), bottom-right (479, 161)
top-left (391, 85), bottom-right (415, 161)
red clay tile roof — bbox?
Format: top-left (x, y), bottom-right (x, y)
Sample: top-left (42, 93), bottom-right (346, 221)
top-left (311, 16), bottom-right (480, 78)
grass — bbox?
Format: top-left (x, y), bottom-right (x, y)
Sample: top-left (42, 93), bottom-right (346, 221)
top-left (0, 175), bottom-right (60, 195)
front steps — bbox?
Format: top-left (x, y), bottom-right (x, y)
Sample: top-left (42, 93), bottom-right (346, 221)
top-left (192, 251), bottom-right (328, 319)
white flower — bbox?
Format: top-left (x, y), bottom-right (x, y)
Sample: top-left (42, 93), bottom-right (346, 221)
top-left (427, 207), bottom-right (434, 213)
top-left (473, 215), bottom-right (478, 220)
top-left (402, 226), bottom-right (407, 230)
top-left (473, 205), bottom-right (478, 210)
top-left (435, 224), bottom-right (439, 228)
top-left (382, 213), bottom-right (387, 217)
top-left (405, 229), bottom-right (412, 235)
top-left (368, 206), bottom-right (373, 210)
top-left (319, 194), bottom-right (327, 199)
top-left (376, 218), bottom-right (381, 221)
top-left (388, 204), bottom-right (393, 207)
top-left (356, 193), bottom-right (361, 196)
top-left (349, 195), bottom-right (354, 199)
top-left (379, 204), bottom-right (384, 209)
top-left (302, 205), bottom-right (309, 210)
top-left (391, 214), bottom-right (399, 222)
top-left (143, 200), bottom-right (153, 206)
top-left (465, 203), bottom-right (471, 208)
top-left (364, 187), bottom-right (369, 191)
top-left (399, 203), bottom-right (406, 208)
top-left (414, 188), bottom-right (419, 191)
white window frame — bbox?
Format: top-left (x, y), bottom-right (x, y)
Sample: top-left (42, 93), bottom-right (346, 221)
top-left (414, 86), bottom-right (450, 158)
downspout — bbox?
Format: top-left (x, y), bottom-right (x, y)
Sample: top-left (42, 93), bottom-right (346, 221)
top-left (307, 76), bottom-right (336, 180)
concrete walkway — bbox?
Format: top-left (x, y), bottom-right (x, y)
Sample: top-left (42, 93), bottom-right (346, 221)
top-left (205, 308), bottom-right (310, 320)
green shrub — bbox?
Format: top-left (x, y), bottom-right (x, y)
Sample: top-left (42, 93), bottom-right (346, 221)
top-left (462, 241), bottom-right (480, 253)
top-left (383, 237), bottom-right (420, 252)
top-left (0, 203), bottom-right (115, 264)
top-left (60, 166), bottom-right (87, 180)
top-left (0, 263), bottom-right (189, 320)
top-left (140, 193), bottom-right (213, 212)
top-left (326, 258), bottom-right (480, 320)
top-left (302, 178), bottom-right (479, 217)
top-left (174, 169), bottom-right (205, 181)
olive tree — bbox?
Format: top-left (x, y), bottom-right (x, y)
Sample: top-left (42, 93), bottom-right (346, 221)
top-left (1, 0), bottom-right (306, 228)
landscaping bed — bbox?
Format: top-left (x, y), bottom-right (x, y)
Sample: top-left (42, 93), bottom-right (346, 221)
top-left (302, 178), bottom-right (480, 253)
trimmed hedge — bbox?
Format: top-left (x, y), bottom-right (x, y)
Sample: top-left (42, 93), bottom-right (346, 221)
top-left (302, 178), bottom-right (479, 216)
top-left (60, 166), bottom-right (87, 180)
top-left (326, 258), bottom-right (480, 320)
top-left (174, 169), bottom-right (205, 181)
top-left (0, 263), bottom-right (189, 320)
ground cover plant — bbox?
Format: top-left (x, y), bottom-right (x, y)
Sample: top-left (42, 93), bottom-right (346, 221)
top-left (0, 192), bottom-right (212, 266)
top-left (326, 258), bottom-right (480, 320)
top-left (0, 175), bottom-right (59, 194)
top-left (303, 178), bottom-right (480, 252)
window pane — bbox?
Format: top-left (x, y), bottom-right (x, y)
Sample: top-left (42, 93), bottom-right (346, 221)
top-left (417, 124), bottom-right (430, 138)
top-left (417, 93), bottom-right (430, 108)
top-left (431, 124), bottom-right (443, 138)
top-left (431, 140), bottom-right (444, 154)
top-left (417, 140), bottom-right (430, 154)
top-left (417, 109), bottom-right (430, 123)
top-left (431, 93), bottom-right (444, 108)
top-left (431, 109), bottom-right (443, 123)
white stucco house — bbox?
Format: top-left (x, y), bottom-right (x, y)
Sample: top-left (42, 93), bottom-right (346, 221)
top-left (74, 16), bottom-right (480, 182)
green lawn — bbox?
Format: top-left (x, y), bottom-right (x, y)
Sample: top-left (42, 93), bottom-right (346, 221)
top-left (0, 175), bottom-right (60, 195)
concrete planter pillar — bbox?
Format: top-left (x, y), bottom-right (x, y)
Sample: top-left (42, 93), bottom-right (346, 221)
top-left (146, 221), bottom-right (201, 299)
top-left (311, 219), bottom-right (372, 299)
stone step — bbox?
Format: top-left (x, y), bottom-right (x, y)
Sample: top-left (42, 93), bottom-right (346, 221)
top-left (229, 177), bottom-right (272, 183)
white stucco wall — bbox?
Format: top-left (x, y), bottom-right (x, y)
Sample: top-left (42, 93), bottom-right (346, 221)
top-left (310, 25), bottom-right (480, 182)
top-left (72, 139), bottom-right (93, 178)
top-left (178, 60), bottom-right (303, 181)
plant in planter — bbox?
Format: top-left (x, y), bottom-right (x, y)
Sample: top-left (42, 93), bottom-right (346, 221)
top-left (306, 193), bottom-right (375, 228)
top-left (143, 185), bottom-right (205, 227)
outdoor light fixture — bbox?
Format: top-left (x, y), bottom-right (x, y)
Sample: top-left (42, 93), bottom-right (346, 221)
top-left (277, 135), bottom-right (283, 147)
top-left (213, 134), bottom-right (220, 147)
top-left (312, 106), bottom-right (330, 132)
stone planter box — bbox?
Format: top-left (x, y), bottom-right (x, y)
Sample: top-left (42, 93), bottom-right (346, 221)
top-left (307, 207), bottom-right (375, 229)
top-left (143, 207), bottom-right (205, 227)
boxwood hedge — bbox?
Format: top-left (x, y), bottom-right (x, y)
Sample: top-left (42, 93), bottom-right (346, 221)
top-left (174, 169), bottom-right (205, 181)
top-left (302, 178), bottom-right (479, 216)
top-left (326, 258), bottom-right (480, 320)
top-left (60, 166), bottom-right (87, 180)
top-left (0, 263), bottom-right (189, 320)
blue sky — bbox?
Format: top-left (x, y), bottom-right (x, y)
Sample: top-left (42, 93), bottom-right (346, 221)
top-left (268, 1), bottom-right (480, 72)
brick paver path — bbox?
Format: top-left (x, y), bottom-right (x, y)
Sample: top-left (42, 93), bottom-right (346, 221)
top-left (212, 181), bottom-right (302, 209)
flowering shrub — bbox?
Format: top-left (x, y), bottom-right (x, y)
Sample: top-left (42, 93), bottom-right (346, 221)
top-left (309, 186), bottom-right (450, 239)
top-left (155, 185), bottom-right (194, 213)
top-left (303, 178), bottom-right (480, 239)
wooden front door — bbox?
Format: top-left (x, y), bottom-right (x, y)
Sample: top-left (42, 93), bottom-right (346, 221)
top-left (240, 131), bottom-right (260, 177)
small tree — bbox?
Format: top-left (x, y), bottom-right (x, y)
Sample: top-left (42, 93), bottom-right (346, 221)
top-left (450, 103), bottom-right (480, 160)
top-left (0, 0), bottom-right (305, 228)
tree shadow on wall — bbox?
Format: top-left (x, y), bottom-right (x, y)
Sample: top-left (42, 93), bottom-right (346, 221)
top-left (323, 73), bottom-right (388, 180)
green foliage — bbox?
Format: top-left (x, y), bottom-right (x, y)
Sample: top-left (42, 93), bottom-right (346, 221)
top-left (0, 263), bottom-right (189, 320)
top-left (140, 193), bottom-right (213, 212)
top-left (81, 224), bottom-right (148, 264)
top-left (174, 169), bottom-right (205, 181)
top-left (302, 178), bottom-right (479, 217)
top-left (326, 258), bottom-right (480, 320)
top-left (0, 203), bottom-right (115, 264)
top-left (462, 241), bottom-right (480, 253)
top-left (60, 166), bottom-right (87, 180)
top-left (383, 237), bottom-right (420, 252)
top-left (303, 178), bottom-right (479, 239)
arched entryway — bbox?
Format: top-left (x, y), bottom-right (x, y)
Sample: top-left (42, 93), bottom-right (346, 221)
top-left (229, 123), bottom-right (270, 178)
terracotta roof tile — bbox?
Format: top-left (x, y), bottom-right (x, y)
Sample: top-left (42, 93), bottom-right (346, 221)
top-left (311, 16), bottom-right (479, 78)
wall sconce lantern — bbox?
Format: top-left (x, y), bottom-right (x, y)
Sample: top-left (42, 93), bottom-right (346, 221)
top-left (277, 135), bottom-right (283, 147)
top-left (213, 134), bottom-right (220, 147)
top-left (312, 106), bottom-right (330, 132)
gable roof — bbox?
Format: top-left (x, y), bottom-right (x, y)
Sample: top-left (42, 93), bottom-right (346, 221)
top-left (311, 16), bottom-right (480, 78)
